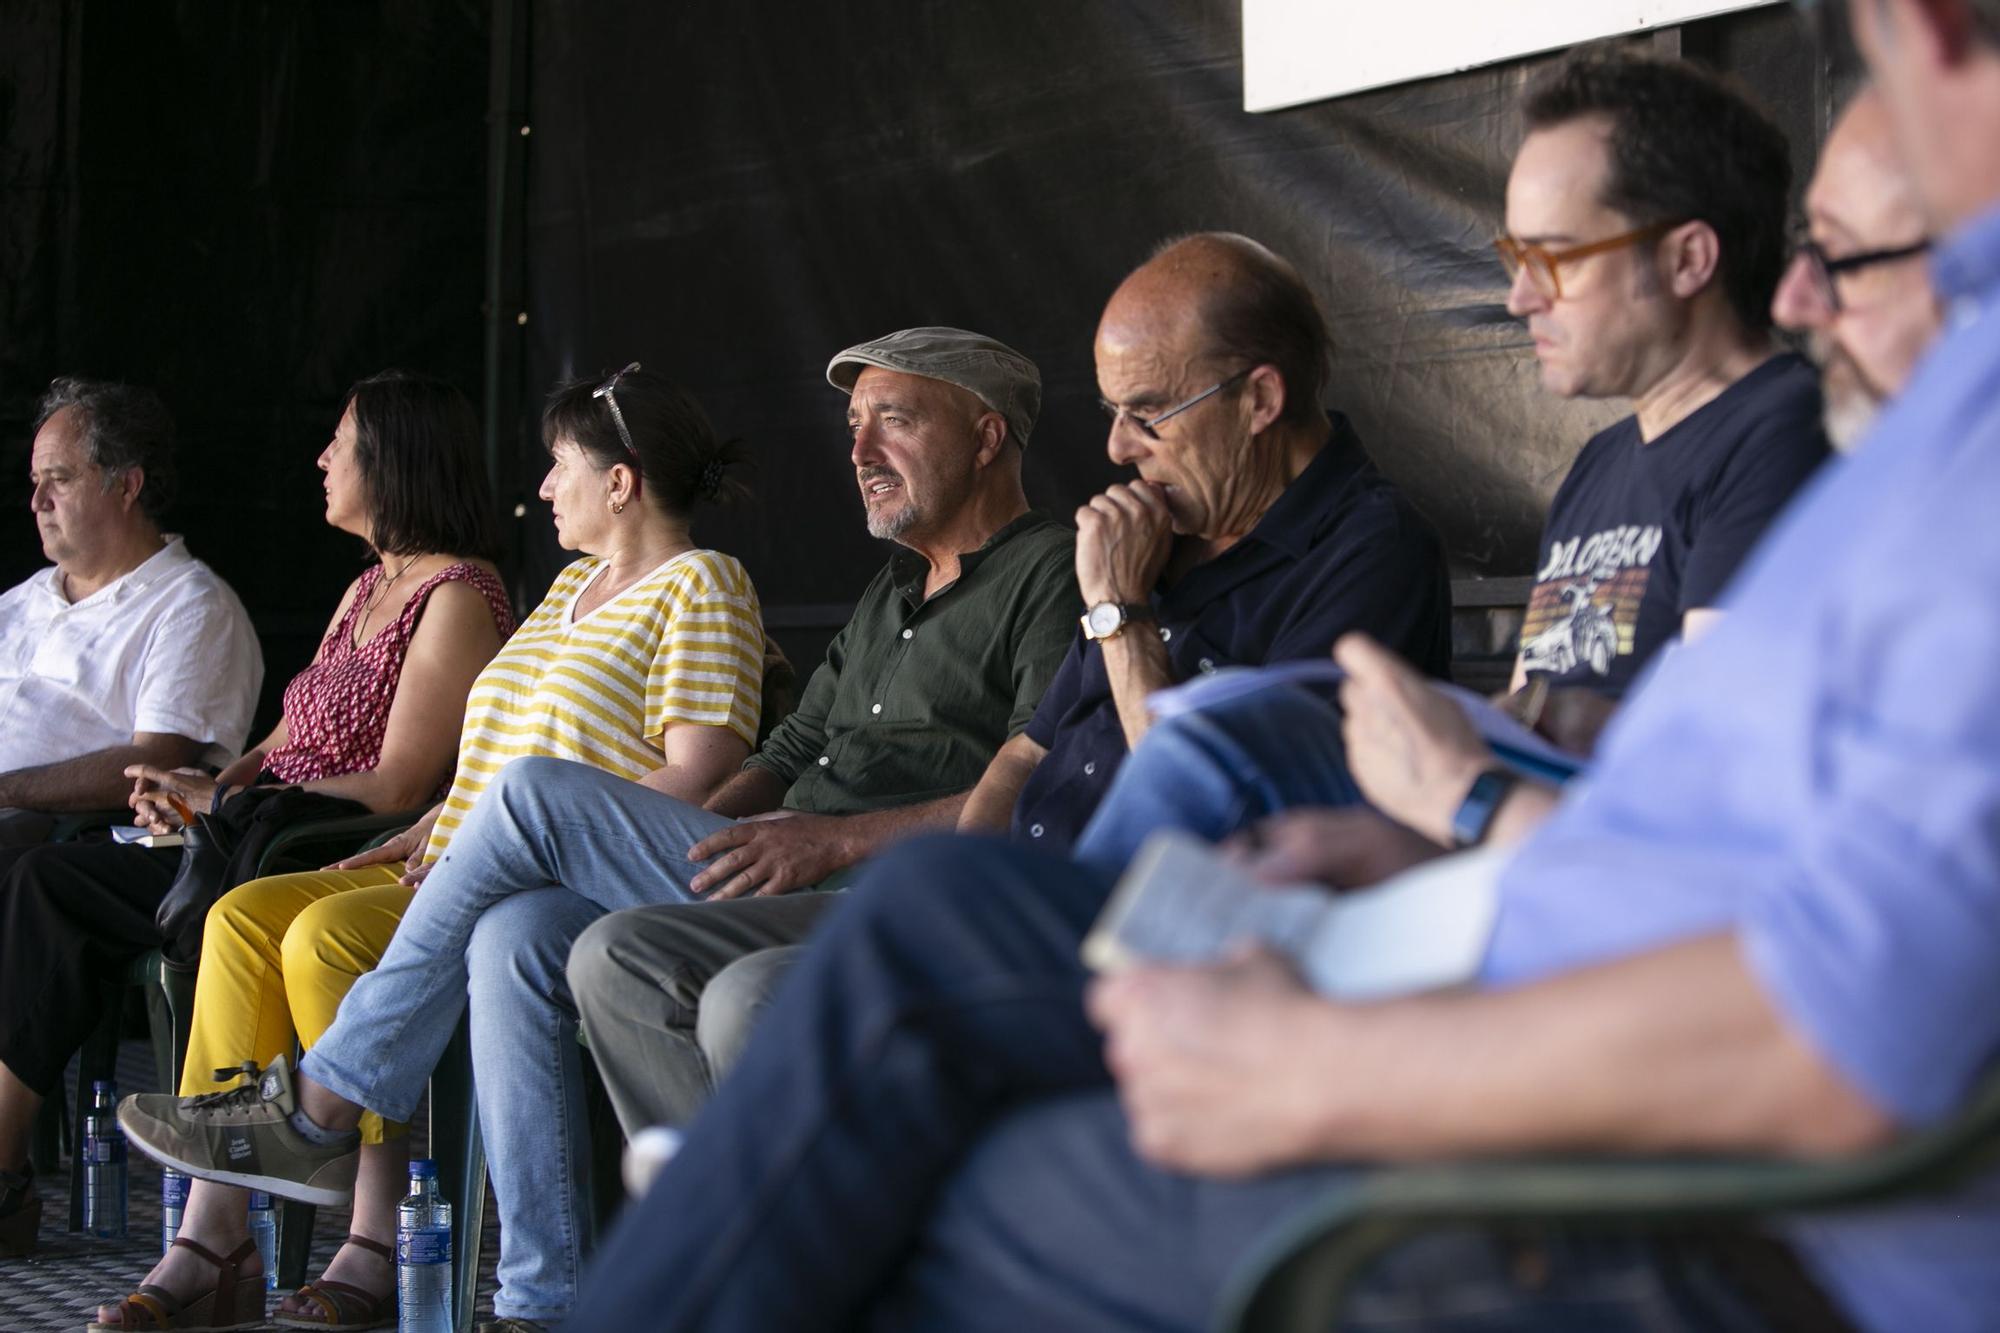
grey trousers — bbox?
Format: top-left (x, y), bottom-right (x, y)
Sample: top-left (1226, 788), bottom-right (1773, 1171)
top-left (569, 892), bottom-right (838, 1132)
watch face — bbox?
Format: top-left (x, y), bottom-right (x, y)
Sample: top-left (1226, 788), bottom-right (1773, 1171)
top-left (1085, 603), bottom-right (1124, 638)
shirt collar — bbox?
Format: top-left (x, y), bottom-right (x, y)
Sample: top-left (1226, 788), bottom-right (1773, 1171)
top-left (45, 535), bottom-right (189, 608)
top-left (888, 510), bottom-right (1051, 603)
top-left (1231, 410), bottom-right (1369, 562)
top-left (118, 535), bottom-right (193, 596)
top-left (1929, 200), bottom-right (2000, 311)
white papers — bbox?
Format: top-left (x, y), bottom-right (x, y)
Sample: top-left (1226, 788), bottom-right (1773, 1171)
top-left (109, 825), bottom-right (185, 848)
top-left (1085, 830), bottom-right (1503, 1001)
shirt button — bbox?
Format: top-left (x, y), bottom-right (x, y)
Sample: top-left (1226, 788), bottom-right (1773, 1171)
top-left (1198, 657), bottom-right (1215, 673)
top-left (817, 756), bottom-right (830, 766)
top-left (901, 628), bottom-right (914, 640)
top-left (1083, 762), bottom-right (1096, 776)
top-left (871, 704), bottom-right (882, 715)
top-left (1029, 823), bottom-right (1045, 838)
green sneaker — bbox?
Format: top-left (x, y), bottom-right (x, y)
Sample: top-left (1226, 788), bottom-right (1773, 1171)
top-left (118, 1056), bottom-right (360, 1206)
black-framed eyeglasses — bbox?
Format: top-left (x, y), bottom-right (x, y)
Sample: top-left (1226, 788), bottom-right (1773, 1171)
top-left (1791, 227), bottom-right (1932, 312)
top-left (1098, 367), bottom-right (1253, 440)
top-left (592, 361), bottom-right (643, 462)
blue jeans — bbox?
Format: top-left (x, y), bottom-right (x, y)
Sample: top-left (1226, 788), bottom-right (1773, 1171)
top-left (562, 837), bottom-right (1789, 1332)
top-left (302, 756), bottom-right (736, 1322)
top-left (1071, 683), bottom-right (1361, 873)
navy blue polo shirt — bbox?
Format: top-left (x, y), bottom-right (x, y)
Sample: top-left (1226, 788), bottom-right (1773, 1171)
top-left (1011, 413), bottom-right (1450, 853)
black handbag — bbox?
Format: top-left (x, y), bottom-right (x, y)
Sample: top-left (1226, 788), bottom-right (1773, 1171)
top-left (155, 785), bottom-right (368, 966)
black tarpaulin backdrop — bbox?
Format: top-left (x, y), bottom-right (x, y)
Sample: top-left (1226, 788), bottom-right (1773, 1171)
top-left (0, 1), bottom-right (489, 724)
top-left (514, 1), bottom-right (1828, 662)
top-left (3, 2), bottom-right (1834, 683)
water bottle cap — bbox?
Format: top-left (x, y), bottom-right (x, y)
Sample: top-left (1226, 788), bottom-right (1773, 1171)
top-left (409, 1158), bottom-right (438, 1180)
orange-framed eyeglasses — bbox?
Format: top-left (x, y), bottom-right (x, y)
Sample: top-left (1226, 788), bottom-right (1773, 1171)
top-left (1493, 219), bottom-right (1686, 301)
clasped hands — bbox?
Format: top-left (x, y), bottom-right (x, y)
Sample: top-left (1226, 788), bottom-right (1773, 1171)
top-left (123, 764), bottom-right (221, 834)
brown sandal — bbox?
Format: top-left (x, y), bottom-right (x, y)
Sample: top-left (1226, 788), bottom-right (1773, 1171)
top-left (271, 1233), bottom-right (396, 1330)
top-left (85, 1235), bottom-right (264, 1331)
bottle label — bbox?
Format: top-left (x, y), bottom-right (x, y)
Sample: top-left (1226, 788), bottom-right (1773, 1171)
top-left (398, 1227), bottom-right (451, 1266)
top-left (85, 1136), bottom-right (126, 1165)
top-left (162, 1173), bottom-right (190, 1209)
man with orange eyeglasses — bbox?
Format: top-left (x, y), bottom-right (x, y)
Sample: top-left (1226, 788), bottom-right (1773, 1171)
top-left (1494, 53), bottom-right (1829, 754)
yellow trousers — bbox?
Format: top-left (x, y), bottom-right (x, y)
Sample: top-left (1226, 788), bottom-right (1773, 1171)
top-left (180, 865), bottom-right (414, 1144)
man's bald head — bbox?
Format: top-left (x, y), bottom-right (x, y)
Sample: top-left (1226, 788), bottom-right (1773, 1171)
top-left (1099, 233), bottom-right (1332, 429)
top-left (1811, 88), bottom-right (1927, 255)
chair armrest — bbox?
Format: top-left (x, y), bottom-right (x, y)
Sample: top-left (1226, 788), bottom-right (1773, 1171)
top-left (1215, 1066), bottom-right (2000, 1333)
top-left (252, 809), bottom-right (430, 877)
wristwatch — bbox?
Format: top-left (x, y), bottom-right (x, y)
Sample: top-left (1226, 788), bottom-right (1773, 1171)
top-left (1449, 767), bottom-right (1520, 849)
top-left (1080, 601), bottom-right (1156, 642)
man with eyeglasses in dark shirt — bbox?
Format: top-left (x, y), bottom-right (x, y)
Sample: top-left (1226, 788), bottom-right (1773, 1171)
top-left (1494, 54), bottom-right (1830, 755)
top-left (567, 231), bottom-right (1453, 1135)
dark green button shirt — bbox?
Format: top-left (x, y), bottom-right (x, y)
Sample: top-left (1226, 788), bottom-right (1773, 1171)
top-left (749, 512), bottom-right (1079, 816)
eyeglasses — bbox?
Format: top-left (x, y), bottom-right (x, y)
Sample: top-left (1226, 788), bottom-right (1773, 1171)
top-left (592, 362), bottom-right (643, 462)
top-left (1790, 227), bottom-right (1932, 313)
top-left (1494, 220), bottom-right (1685, 302)
top-left (1098, 367), bottom-right (1252, 440)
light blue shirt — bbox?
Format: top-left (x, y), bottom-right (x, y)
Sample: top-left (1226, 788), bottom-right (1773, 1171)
top-left (1482, 202), bottom-right (2000, 1333)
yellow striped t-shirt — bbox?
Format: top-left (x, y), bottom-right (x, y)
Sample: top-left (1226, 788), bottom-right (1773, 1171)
top-left (420, 549), bottom-right (764, 863)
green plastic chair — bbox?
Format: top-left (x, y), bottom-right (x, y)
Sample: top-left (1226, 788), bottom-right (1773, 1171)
top-left (1213, 1066), bottom-right (2000, 1333)
top-left (59, 809), bottom-right (424, 1241)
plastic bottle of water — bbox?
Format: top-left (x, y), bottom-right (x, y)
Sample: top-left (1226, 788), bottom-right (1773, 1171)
top-left (395, 1159), bottom-right (451, 1333)
top-left (83, 1080), bottom-right (128, 1239)
top-left (160, 1168), bottom-right (189, 1253)
top-left (248, 1190), bottom-right (279, 1289)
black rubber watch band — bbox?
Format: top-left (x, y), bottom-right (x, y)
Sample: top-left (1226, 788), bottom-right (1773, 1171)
top-left (1450, 767), bottom-right (1520, 849)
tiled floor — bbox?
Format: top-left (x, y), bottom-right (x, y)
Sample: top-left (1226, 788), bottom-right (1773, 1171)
top-left (0, 1041), bottom-right (502, 1332)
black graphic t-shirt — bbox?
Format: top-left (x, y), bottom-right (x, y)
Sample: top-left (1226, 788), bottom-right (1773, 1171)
top-left (1521, 352), bottom-right (1829, 698)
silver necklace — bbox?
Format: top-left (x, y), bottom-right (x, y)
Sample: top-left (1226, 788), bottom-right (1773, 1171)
top-left (356, 555), bottom-right (423, 633)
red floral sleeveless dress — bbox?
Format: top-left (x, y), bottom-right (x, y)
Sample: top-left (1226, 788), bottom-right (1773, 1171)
top-left (262, 562), bottom-right (514, 796)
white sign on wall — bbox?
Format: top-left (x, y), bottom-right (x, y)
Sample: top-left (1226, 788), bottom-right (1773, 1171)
top-left (1243, 1), bottom-right (1782, 112)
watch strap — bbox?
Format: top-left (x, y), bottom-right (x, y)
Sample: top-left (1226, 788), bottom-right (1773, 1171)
top-left (1081, 601), bottom-right (1157, 641)
top-left (1450, 767), bottom-right (1520, 850)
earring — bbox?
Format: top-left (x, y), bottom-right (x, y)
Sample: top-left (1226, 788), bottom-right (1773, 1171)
top-left (612, 500), bottom-right (626, 514)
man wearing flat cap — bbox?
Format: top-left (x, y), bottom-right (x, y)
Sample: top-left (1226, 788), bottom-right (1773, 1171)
top-left (564, 326), bottom-right (1080, 1135)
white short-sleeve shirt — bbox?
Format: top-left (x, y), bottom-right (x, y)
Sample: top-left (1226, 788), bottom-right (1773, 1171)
top-left (0, 536), bottom-right (263, 773)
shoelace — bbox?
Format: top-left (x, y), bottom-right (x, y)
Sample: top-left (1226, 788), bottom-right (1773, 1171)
top-left (178, 1061), bottom-right (270, 1118)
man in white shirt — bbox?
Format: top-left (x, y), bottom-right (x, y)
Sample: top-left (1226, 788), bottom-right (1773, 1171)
top-left (0, 377), bottom-right (262, 845)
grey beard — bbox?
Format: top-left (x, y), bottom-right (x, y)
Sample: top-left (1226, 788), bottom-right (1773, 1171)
top-left (867, 503), bottom-right (920, 540)
top-left (1823, 393), bottom-right (1880, 454)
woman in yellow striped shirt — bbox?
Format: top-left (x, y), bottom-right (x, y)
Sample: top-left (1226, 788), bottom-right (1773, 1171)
top-left (95, 365), bottom-right (764, 1332)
